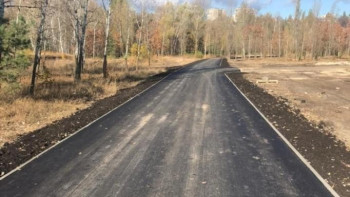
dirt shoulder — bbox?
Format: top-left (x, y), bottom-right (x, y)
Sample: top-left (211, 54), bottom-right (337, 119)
top-left (229, 58), bottom-right (350, 148)
top-left (0, 60), bottom-right (201, 177)
top-left (226, 59), bottom-right (350, 196)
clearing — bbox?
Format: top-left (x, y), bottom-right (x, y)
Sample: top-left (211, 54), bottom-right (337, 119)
top-left (230, 58), bottom-right (350, 149)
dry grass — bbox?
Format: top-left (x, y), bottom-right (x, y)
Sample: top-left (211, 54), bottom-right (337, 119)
top-left (0, 54), bottom-right (198, 147)
top-left (231, 56), bottom-right (350, 67)
top-left (0, 99), bottom-right (86, 145)
top-left (24, 50), bottom-right (74, 60)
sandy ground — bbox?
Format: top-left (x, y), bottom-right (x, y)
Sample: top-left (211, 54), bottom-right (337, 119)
top-left (229, 59), bottom-right (350, 148)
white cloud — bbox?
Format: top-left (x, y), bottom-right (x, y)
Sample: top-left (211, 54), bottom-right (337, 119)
top-left (244, 0), bottom-right (272, 10)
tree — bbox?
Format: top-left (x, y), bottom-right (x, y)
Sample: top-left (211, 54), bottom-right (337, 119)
top-left (102, 0), bottom-right (111, 78)
top-left (123, 10), bottom-right (132, 71)
top-left (111, 0), bottom-right (134, 71)
top-left (189, 4), bottom-right (205, 54)
top-left (1, 16), bottom-right (30, 58)
top-left (0, 16), bottom-right (30, 84)
top-left (294, 0), bottom-right (303, 60)
top-left (66, 0), bottom-right (90, 81)
top-left (135, 0), bottom-right (145, 70)
top-left (2, 0), bottom-right (350, 85)
top-left (29, 0), bottom-right (49, 95)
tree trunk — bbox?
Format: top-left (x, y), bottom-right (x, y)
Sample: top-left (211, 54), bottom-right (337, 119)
top-left (103, 5), bottom-right (111, 78)
top-left (0, 0), bottom-right (4, 62)
top-left (285, 38), bottom-right (289, 57)
top-left (248, 35), bottom-right (251, 59)
top-left (75, 0), bottom-right (89, 82)
top-left (124, 23), bottom-right (130, 72)
top-left (278, 20), bottom-right (281, 57)
top-left (16, 0), bottom-right (22, 24)
top-left (161, 33), bottom-right (165, 56)
top-left (50, 18), bottom-right (57, 51)
top-left (294, 0), bottom-right (301, 60)
top-left (242, 40), bottom-right (245, 59)
top-left (194, 36), bottom-right (198, 54)
top-left (301, 35), bottom-right (305, 60)
top-left (204, 37), bottom-right (207, 58)
top-left (30, 0), bottom-right (49, 96)
top-left (347, 38), bottom-right (350, 56)
top-left (194, 22), bottom-right (199, 55)
top-left (208, 34), bottom-right (211, 56)
top-left (146, 26), bottom-right (151, 67)
top-left (58, 16), bottom-right (64, 53)
top-left (0, 0), bottom-right (4, 22)
top-left (261, 37), bottom-right (264, 58)
top-left (136, 31), bottom-right (142, 70)
top-left (93, 23), bottom-right (97, 58)
top-left (136, 10), bottom-right (144, 71)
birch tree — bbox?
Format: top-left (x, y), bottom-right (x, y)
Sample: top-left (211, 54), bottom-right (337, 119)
top-left (190, 4), bottom-right (205, 54)
top-left (29, 0), bottom-right (49, 95)
top-left (111, 0), bottom-right (133, 71)
top-left (124, 11), bottom-right (131, 71)
top-left (67, 0), bottom-right (90, 81)
top-left (135, 0), bottom-right (145, 70)
top-left (102, 0), bottom-right (111, 78)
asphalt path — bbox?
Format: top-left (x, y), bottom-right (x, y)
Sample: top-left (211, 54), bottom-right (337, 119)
top-left (0, 59), bottom-right (334, 196)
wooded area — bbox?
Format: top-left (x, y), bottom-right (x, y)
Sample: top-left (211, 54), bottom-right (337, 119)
top-left (0, 0), bottom-right (350, 95)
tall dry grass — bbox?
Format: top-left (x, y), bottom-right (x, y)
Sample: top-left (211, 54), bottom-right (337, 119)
top-left (0, 53), bottom-right (198, 147)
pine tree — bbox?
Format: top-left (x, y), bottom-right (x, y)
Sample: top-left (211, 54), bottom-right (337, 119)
top-left (4, 17), bottom-right (30, 55)
top-left (0, 17), bottom-right (31, 83)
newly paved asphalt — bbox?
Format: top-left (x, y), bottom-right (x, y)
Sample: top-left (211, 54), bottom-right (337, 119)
top-left (0, 59), bottom-right (333, 196)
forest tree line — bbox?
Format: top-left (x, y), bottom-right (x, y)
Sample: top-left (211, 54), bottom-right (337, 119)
top-left (1, 0), bottom-right (350, 94)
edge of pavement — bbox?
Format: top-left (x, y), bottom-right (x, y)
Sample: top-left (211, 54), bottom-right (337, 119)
top-left (224, 70), bottom-right (339, 197)
top-left (0, 59), bottom-right (204, 181)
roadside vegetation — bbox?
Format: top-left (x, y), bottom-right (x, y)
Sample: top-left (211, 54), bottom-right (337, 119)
top-left (0, 55), bottom-right (197, 147)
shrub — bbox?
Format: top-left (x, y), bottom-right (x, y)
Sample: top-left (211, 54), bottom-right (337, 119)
top-left (130, 43), bottom-right (149, 60)
top-left (195, 51), bottom-right (204, 58)
top-left (0, 52), bottom-right (30, 83)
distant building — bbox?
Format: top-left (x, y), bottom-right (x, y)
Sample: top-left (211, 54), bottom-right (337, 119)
top-left (232, 7), bottom-right (256, 22)
top-left (207, 8), bottom-right (226, 21)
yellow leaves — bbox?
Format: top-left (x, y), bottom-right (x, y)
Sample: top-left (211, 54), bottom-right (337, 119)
top-left (130, 43), bottom-right (149, 59)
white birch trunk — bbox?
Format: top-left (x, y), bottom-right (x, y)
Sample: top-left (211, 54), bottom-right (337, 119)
top-left (58, 16), bottom-right (64, 53)
top-left (30, 0), bottom-right (49, 95)
top-left (103, 2), bottom-right (111, 78)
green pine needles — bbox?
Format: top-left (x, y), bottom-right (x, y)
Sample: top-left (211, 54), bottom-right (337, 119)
top-left (0, 16), bottom-right (31, 84)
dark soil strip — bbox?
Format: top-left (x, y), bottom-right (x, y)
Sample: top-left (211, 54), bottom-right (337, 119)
top-left (226, 69), bottom-right (350, 196)
top-left (0, 60), bottom-right (201, 178)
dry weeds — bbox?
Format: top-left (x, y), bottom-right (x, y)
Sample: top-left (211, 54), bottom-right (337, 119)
top-left (0, 54), bottom-right (198, 147)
